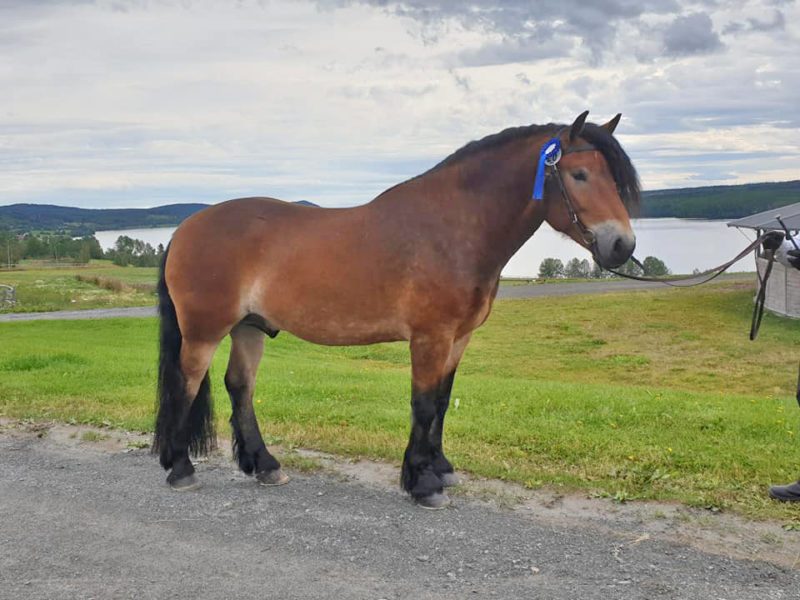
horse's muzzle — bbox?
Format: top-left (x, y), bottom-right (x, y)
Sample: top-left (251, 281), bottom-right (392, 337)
top-left (591, 223), bottom-right (636, 269)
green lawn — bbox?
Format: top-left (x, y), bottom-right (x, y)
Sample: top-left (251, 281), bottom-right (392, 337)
top-left (1, 280), bottom-right (799, 520)
top-left (0, 260), bottom-right (157, 312)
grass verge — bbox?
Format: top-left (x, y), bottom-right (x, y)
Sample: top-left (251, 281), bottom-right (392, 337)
top-left (1, 280), bottom-right (799, 519)
top-left (0, 260), bottom-right (157, 312)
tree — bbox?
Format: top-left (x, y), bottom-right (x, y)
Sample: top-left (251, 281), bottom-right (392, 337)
top-left (83, 236), bottom-right (104, 260)
top-left (24, 235), bottom-right (47, 258)
top-left (565, 258), bottom-right (592, 279)
top-left (77, 243), bottom-right (92, 264)
top-left (642, 256), bottom-right (670, 277)
top-left (538, 258), bottom-right (565, 279)
top-left (114, 235), bottom-right (136, 255)
top-left (0, 230), bottom-right (22, 267)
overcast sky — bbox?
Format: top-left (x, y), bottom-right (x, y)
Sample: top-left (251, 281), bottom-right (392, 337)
top-left (1, 0), bottom-right (798, 208)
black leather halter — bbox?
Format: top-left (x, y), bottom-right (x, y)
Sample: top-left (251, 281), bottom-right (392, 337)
top-left (546, 139), bottom-right (599, 248)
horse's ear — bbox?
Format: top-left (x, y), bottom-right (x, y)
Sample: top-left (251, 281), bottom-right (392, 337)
top-left (601, 113), bottom-right (622, 135)
top-left (569, 110), bottom-right (590, 142)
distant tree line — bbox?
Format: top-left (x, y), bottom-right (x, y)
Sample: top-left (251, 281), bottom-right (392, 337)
top-left (538, 256), bottom-right (670, 279)
top-left (0, 230), bottom-right (164, 268)
top-left (640, 180), bottom-right (799, 219)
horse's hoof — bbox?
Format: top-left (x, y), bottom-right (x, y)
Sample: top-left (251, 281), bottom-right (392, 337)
top-left (257, 469), bottom-right (290, 486)
top-left (169, 473), bottom-right (201, 492)
top-left (440, 472), bottom-right (460, 487)
top-left (416, 492), bottom-right (450, 510)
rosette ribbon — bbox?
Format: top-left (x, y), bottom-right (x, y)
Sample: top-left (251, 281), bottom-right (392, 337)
top-left (532, 137), bottom-right (562, 200)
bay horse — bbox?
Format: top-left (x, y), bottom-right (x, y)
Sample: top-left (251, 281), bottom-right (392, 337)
top-left (153, 111), bottom-right (640, 508)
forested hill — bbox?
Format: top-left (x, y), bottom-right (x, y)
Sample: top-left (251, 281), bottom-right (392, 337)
top-left (0, 203), bottom-right (209, 235)
top-left (0, 200), bottom-right (318, 235)
top-left (640, 180), bottom-right (800, 219)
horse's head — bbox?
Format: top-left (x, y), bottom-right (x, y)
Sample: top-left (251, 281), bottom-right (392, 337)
top-left (543, 111), bottom-right (640, 269)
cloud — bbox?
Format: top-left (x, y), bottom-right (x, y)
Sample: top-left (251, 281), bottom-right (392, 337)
top-left (332, 0), bottom-right (683, 64)
top-left (663, 12), bottom-right (723, 56)
top-left (723, 10), bottom-right (786, 33)
top-left (448, 69), bottom-right (471, 92)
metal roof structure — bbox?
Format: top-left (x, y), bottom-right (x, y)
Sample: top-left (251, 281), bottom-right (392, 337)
top-left (727, 201), bottom-right (800, 231)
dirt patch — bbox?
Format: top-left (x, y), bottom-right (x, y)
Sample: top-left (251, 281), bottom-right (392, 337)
top-left (3, 418), bottom-right (799, 570)
top-left (0, 418), bottom-right (150, 453)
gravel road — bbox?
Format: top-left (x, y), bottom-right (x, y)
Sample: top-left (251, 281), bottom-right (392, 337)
top-left (1, 423), bottom-right (797, 600)
top-left (0, 306), bottom-right (157, 322)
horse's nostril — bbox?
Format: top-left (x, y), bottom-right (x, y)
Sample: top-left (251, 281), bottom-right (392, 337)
top-left (610, 235), bottom-right (635, 264)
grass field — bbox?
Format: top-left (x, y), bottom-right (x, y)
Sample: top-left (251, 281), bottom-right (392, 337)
top-left (0, 260), bottom-right (157, 312)
top-left (2, 280), bottom-right (800, 520)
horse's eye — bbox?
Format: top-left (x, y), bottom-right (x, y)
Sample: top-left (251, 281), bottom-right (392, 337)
top-left (571, 170), bottom-right (588, 182)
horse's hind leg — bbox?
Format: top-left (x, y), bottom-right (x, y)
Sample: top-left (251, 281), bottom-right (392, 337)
top-left (402, 333), bottom-right (454, 509)
top-left (164, 339), bottom-right (219, 490)
top-left (225, 323), bottom-right (288, 486)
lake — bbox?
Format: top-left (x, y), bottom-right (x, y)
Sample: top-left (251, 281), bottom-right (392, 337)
top-left (95, 218), bottom-right (757, 278)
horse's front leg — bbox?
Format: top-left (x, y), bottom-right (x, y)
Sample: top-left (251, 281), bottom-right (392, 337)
top-left (402, 333), bottom-right (455, 509)
top-left (428, 333), bottom-right (472, 488)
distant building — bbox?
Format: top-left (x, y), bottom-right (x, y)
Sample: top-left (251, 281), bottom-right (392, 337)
top-left (728, 202), bottom-right (800, 318)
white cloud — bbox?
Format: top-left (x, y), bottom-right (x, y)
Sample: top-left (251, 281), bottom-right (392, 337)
top-left (0, 0), bottom-right (798, 208)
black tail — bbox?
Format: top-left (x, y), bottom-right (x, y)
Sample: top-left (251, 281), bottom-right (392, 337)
top-left (152, 245), bottom-right (216, 470)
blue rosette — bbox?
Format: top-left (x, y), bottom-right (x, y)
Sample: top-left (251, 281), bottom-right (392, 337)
top-left (532, 137), bottom-right (562, 200)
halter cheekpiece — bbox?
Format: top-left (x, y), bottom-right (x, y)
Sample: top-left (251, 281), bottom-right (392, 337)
top-left (532, 131), bottom-right (598, 247)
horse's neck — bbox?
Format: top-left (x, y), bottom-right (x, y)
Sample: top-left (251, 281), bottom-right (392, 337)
top-left (372, 132), bottom-right (548, 281)
top-left (435, 135), bottom-right (547, 277)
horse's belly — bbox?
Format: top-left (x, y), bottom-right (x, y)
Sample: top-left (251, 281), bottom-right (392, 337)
top-left (277, 316), bottom-right (408, 346)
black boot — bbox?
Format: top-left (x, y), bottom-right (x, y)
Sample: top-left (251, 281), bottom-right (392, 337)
top-left (769, 480), bottom-right (800, 502)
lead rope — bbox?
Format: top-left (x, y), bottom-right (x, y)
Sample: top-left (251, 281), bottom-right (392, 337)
top-left (604, 233), bottom-right (772, 287)
top-left (546, 157), bottom-right (774, 288)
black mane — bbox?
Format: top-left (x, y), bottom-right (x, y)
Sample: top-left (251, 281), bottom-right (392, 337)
top-left (425, 120), bottom-right (641, 214)
top-left (431, 123), bottom-right (560, 172)
top-left (579, 122), bottom-right (641, 215)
